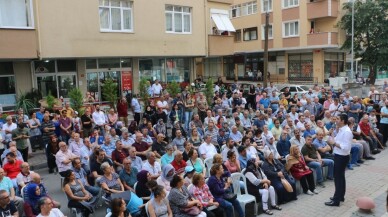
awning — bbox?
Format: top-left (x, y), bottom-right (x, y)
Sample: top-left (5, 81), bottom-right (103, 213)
top-left (211, 9), bottom-right (236, 32)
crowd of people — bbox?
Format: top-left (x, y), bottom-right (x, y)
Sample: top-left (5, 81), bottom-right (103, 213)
top-left (0, 79), bottom-right (387, 217)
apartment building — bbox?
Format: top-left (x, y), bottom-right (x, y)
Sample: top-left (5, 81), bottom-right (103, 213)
top-left (202, 0), bottom-right (347, 84)
top-left (0, 0), bottom-right (206, 108)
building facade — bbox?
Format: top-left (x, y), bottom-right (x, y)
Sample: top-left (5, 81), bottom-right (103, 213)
top-left (202, 0), bottom-right (347, 84)
top-left (0, 0), bottom-right (206, 108)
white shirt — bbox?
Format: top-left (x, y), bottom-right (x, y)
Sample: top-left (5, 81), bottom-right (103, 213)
top-left (198, 142), bottom-right (217, 160)
top-left (289, 136), bottom-right (306, 150)
top-left (131, 98), bottom-right (142, 113)
top-left (289, 112), bottom-right (299, 122)
top-left (142, 161), bottom-right (162, 176)
top-left (37, 208), bottom-right (65, 217)
top-left (204, 117), bottom-right (217, 127)
top-left (152, 83), bottom-right (163, 95)
top-left (2, 122), bottom-right (17, 142)
top-left (334, 125), bottom-right (353, 156)
top-left (92, 111), bottom-right (106, 125)
top-left (157, 100), bottom-right (168, 114)
top-left (329, 103), bottom-right (344, 116)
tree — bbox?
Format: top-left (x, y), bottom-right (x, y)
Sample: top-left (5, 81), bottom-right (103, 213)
top-left (102, 78), bottom-right (118, 110)
top-left (68, 88), bottom-right (84, 115)
top-left (204, 78), bottom-right (214, 106)
top-left (166, 81), bottom-right (181, 97)
top-left (338, 0), bottom-right (388, 84)
top-left (139, 78), bottom-right (150, 108)
top-left (15, 91), bottom-right (36, 115)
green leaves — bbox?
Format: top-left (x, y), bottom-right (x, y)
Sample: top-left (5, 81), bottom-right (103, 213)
top-left (204, 78), bottom-right (214, 106)
top-left (166, 81), bottom-right (181, 97)
top-left (139, 78), bottom-right (150, 107)
top-left (102, 78), bottom-right (118, 110)
top-left (338, 0), bottom-right (388, 84)
top-left (16, 90), bottom-right (36, 115)
top-left (68, 88), bottom-right (84, 115)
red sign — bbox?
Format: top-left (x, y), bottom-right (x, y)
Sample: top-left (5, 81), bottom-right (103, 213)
top-left (121, 70), bottom-right (132, 91)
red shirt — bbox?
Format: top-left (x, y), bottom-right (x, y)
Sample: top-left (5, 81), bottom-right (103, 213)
top-left (117, 100), bottom-right (128, 117)
top-left (359, 122), bottom-right (371, 136)
top-left (3, 160), bottom-right (23, 179)
top-left (112, 149), bottom-right (129, 164)
top-left (171, 160), bottom-right (187, 174)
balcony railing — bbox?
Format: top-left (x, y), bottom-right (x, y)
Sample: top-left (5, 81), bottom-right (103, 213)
top-left (307, 32), bottom-right (338, 46)
top-left (307, 0), bottom-right (338, 20)
top-left (208, 35), bottom-right (234, 56)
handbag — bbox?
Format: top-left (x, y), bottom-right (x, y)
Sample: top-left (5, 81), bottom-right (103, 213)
top-left (281, 178), bottom-right (293, 193)
top-left (223, 191), bottom-right (237, 202)
top-left (181, 206), bottom-right (202, 216)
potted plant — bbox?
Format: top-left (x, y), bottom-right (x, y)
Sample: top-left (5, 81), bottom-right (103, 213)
top-left (68, 88), bottom-right (84, 115)
top-left (139, 78), bottom-right (150, 109)
top-left (102, 78), bottom-right (118, 110)
top-left (166, 80), bottom-right (181, 97)
top-left (15, 91), bottom-right (36, 115)
top-left (204, 78), bottom-right (214, 106)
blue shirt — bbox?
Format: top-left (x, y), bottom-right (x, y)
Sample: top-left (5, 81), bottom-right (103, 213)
top-left (36, 112), bottom-right (44, 122)
top-left (101, 142), bottom-right (116, 157)
top-left (119, 167), bottom-right (138, 188)
top-left (269, 96), bottom-right (279, 110)
top-left (303, 129), bottom-right (316, 138)
top-left (229, 131), bottom-right (243, 143)
top-left (239, 155), bottom-right (248, 170)
top-left (0, 177), bottom-right (13, 194)
top-left (90, 136), bottom-right (104, 145)
top-left (381, 106), bottom-right (388, 124)
top-left (259, 98), bottom-right (270, 109)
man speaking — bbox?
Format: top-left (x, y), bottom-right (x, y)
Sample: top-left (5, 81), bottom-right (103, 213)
top-left (325, 114), bottom-right (353, 206)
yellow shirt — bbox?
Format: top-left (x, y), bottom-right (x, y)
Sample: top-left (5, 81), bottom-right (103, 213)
top-left (62, 107), bottom-right (74, 118)
top-left (362, 97), bottom-right (370, 105)
top-left (279, 99), bottom-right (288, 109)
top-left (271, 126), bottom-right (283, 140)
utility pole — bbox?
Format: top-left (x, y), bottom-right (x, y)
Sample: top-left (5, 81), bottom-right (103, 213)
top-left (350, 0), bottom-right (355, 82)
top-left (263, 11), bottom-right (269, 88)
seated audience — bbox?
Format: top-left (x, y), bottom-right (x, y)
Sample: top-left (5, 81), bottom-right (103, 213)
top-left (186, 149), bottom-right (206, 177)
top-left (244, 158), bottom-right (282, 215)
top-left (16, 162), bottom-right (35, 190)
top-left (128, 146), bottom-right (143, 172)
top-left (111, 140), bottom-right (129, 171)
top-left (72, 158), bottom-right (100, 197)
top-left (0, 168), bottom-right (23, 216)
top-left (147, 185), bottom-right (173, 217)
top-left (161, 145), bottom-right (174, 167)
top-left (171, 150), bottom-right (187, 174)
top-left (24, 183), bottom-right (44, 217)
top-left (98, 162), bottom-right (125, 199)
top-left (0, 189), bottom-right (19, 217)
top-left (3, 152), bottom-right (23, 187)
top-left (142, 152), bottom-right (162, 180)
top-left (55, 142), bottom-right (78, 177)
top-left (37, 197), bottom-right (64, 217)
top-left (224, 150), bottom-right (241, 173)
top-left (157, 164), bottom-right (175, 196)
top-left (119, 158), bottom-right (138, 191)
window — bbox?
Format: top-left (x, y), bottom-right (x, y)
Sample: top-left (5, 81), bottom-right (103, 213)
top-left (0, 0), bottom-right (34, 28)
top-left (324, 52), bottom-right (344, 79)
top-left (139, 58), bottom-right (190, 83)
top-left (288, 53), bottom-right (313, 80)
top-left (165, 5), bottom-right (192, 34)
top-left (235, 29), bottom-right (242, 42)
top-left (283, 0), bottom-right (299, 8)
top-left (261, 24), bottom-right (273, 40)
top-left (0, 63), bottom-right (16, 106)
top-left (231, 5), bottom-right (241, 18)
top-left (99, 0), bottom-right (133, 32)
top-left (261, 0), bottom-right (273, 12)
top-left (231, 2), bottom-right (257, 18)
top-left (204, 58), bottom-right (222, 78)
top-left (283, 21), bottom-right (299, 37)
top-left (243, 27), bottom-right (258, 41)
top-left (34, 60), bottom-right (77, 98)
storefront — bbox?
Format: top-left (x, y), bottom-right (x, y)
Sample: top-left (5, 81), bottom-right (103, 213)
top-left (138, 57), bottom-right (190, 83)
top-left (324, 52), bottom-right (344, 79)
top-left (288, 53), bottom-right (314, 82)
top-left (85, 58), bottom-right (132, 102)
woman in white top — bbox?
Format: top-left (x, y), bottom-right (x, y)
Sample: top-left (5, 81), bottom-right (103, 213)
top-left (157, 164), bottom-right (175, 196)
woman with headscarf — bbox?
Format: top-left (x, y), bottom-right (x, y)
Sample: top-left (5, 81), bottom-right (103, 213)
top-left (157, 164), bottom-right (175, 195)
top-left (135, 170), bottom-right (153, 203)
top-left (24, 183), bottom-right (43, 217)
top-left (243, 158), bottom-right (282, 215)
top-left (261, 150), bottom-right (297, 205)
top-left (286, 145), bottom-right (317, 195)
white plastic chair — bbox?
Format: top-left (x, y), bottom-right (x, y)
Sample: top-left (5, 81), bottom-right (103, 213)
top-left (204, 157), bottom-right (213, 177)
top-left (241, 168), bottom-right (246, 174)
top-left (230, 173), bottom-right (257, 216)
top-left (133, 182), bottom-right (138, 191)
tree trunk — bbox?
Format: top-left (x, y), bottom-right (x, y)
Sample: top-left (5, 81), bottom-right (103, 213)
top-left (368, 65), bottom-right (376, 85)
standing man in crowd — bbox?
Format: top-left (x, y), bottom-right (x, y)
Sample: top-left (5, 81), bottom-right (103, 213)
top-left (11, 123), bottom-right (29, 162)
top-left (131, 94), bottom-right (141, 125)
top-left (117, 96), bottom-right (129, 127)
top-left (325, 114), bottom-right (352, 207)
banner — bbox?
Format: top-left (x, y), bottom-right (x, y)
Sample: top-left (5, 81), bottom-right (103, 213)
top-left (121, 70), bottom-right (132, 91)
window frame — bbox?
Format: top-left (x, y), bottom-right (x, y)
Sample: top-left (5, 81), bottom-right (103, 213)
top-left (165, 5), bottom-right (192, 34)
top-left (99, 0), bottom-right (134, 33)
top-left (243, 27), bottom-right (258, 41)
top-left (235, 29), bottom-right (242, 42)
top-left (261, 24), bottom-right (273, 40)
top-left (0, 0), bottom-right (35, 29)
top-left (261, 0), bottom-right (273, 13)
top-left (282, 0), bottom-right (299, 9)
top-left (282, 20), bottom-right (299, 38)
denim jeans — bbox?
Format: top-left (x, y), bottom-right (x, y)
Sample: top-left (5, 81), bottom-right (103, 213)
top-left (349, 146), bottom-right (360, 164)
top-left (84, 185), bottom-right (101, 196)
top-left (307, 158), bottom-right (334, 183)
top-left (185, 111), bottom-right (193, 130)
top-left (219, 198), bottom-right (244, 217)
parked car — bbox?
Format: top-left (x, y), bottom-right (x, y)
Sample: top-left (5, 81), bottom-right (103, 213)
top-left (279, 85), bottom-right (309, 97)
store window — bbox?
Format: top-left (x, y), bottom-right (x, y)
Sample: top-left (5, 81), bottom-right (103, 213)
top-left (204, 58), bottom-right (221, 79)
top-left (324, 53), bottom-right (344, 79)
top-left (288, 53), bottom-right (313, 80)
top-left (0, 62), bottom-right (16, 106)
top-left (243, 54), bottom-right (263, 80)
top-left (139, 58), bottom-right (190, 83)
top-left (223, 56), bottom-right (235, 80)
top-left (34, 60), bottom-right (77, 98)
top-left (86, 58), bottom-right (132, 102)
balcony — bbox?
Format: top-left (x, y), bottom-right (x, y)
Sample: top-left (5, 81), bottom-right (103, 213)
top-left (208, 35), bottom-right (234, 56)
top-left (0, 29), bottom-right (38, 59)
top-left (307, 0), bottom-right (338, 20)
top-left (307, 32), bottom-right (338, 46)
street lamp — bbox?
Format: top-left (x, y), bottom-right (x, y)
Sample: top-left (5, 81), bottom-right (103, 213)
top-left (350, 0), bottom-right (355, 82)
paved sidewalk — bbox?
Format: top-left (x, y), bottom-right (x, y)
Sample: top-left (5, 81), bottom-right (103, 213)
top-left (271, 149), bottom-right (388, 217)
